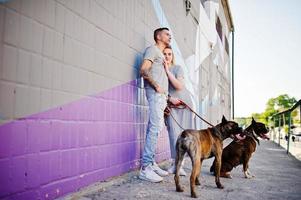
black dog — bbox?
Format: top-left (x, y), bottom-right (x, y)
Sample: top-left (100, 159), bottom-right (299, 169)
top-left (210, 118), bottom-right (269, 179)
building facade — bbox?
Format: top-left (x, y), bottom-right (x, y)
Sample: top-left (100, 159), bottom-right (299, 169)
top-left (0, 0), bottom-right (234, 199)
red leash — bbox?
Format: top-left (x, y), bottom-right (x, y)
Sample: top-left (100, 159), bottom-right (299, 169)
top-left (166, 100), bottom-right (245, 141)
top-left (166, 100), bottom-right (215, 128)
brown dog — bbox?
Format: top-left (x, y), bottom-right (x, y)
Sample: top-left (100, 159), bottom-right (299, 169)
top-left (210, 118), bottom-right (269, 179)
top-left (174, 116), bottom-right (244, 198)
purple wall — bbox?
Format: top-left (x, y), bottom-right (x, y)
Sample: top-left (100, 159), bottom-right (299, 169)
top-left (0, 79), bottom-right (171, 199)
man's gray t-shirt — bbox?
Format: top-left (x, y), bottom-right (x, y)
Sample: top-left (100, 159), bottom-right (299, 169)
top-left (143, 45), bottom-right (168, 93)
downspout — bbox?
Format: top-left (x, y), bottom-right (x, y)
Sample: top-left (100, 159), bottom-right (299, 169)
top-left (231, 28), bottom-right (235, 119)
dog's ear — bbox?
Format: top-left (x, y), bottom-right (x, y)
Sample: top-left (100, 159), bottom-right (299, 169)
top-left (222, 115), bottom-right (227, 124)
top-left (252, 117), bottom-right (256, 124)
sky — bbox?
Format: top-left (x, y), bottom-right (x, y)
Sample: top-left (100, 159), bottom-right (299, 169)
top-left (229, 0), bottom-right (301, 117)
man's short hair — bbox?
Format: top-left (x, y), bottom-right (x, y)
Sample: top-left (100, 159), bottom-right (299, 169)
top-left (154, 27), bottom-right (169, 42)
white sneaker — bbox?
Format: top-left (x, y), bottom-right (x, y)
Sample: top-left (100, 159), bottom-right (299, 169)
top-left (167, 163), bottom-right (176, 174)
top-left (168, 161), bottom-right (187, 176)
top-left (152, 162), bottom-right (169, 177)
top-left (139, 165), bottom-right (163, 183)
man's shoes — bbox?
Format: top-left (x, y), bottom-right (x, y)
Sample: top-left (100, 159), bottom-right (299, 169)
top-left (152, 162), bottom-right (169, 177)
top-left (167, 163), bottom-right (175, 174)
top-left (167, 160), bottom-right (187, 176)
top-left (139, 164), bottom-right (163, 183)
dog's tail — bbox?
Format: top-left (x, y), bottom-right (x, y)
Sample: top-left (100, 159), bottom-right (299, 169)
top-left (174, 131), bottom-right (190, 179)
top-left (176, 132), bottom-right (186, 156)
top-left (180, 130), bottom-right (189, 139)
top-left (177, 130), bottom-right (193, 149)
top-left (175, 131), bottom-right (194, 163)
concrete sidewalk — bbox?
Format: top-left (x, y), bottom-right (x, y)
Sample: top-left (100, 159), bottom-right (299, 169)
top-left (277, 139), bottom-right (301, 161)
top-left (61, 141), bottom-right (301, 200)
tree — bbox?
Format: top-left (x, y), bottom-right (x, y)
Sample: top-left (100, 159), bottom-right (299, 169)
top-left (235, 117), bottom-right (249, 127)
top-left (246, 94), bottom-right (297, 127)
top-left (251, 112), bottom-right (265, 123)
top-left (270, 94), bottom-right (298, 127)
top-left (274, 94), bottom-right (297, 110)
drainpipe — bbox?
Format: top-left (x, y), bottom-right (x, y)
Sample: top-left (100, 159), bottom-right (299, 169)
top-left (278, 116), bottom-right (281, 146)
top-left (231, 28), bottom-right (235, 119)
top-left (287, 113), bottom-right (291, 154)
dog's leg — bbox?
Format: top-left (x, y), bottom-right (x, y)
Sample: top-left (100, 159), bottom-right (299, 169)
top-left (174, 147), bottom-right (185, 193)
top-left (220, 162), bottom-right (234, 178)
top-left (195, 159), bottom-right (202, 186)
top-left (221, 171), bottom-right (232, 179)
top-left (244, 167), bottom-right (255, 178)
top-left (214, 150), bottom-right (224, 189)
top-left (244, 170), bottom-right (251, 179)
top-left (243, 155), bottom-right (254, 179)
top-left (190, 155), bottom-right (201, 198)
top-left (247, 169), bottom-right (255, 178)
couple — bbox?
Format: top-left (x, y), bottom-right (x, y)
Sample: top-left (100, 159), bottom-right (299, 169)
top-left (139, 27), bottom-right (195, 182)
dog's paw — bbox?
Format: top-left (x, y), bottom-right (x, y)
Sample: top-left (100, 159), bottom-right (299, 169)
top-left (221, 173), bottom-right (232, 179)
top-left (191, 192), bottom-right (198, 198)
top-left (244, 171), bottom-right (254, 179)
top-left (225, 173), bottom-right (232, 179)
top-left (244, 174), bottom-right (254, 179)
top-left (195, 179), bottom-right (201, 186)
top-left (223, 174), bottom-right (233, 179)
top-left (248, 173), bottom-right (255, 178)
top-left (176, 186), bottom-right (184, 192)
top-left (217, 183), bottom-right (224, 189)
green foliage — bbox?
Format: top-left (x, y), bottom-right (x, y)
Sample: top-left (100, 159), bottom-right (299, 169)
top-left (274, 94), bottom-right (297, 109)
top-left (251, 113), bottom-right (266, 123)
top-left (245, 94), bottom-right (298, 127)
top-left (234, 117), bottom-right (250, 127)
top-left (294, 118), bottom-right (300, 124)
top-left (284, 125), bottom-right (289, 134)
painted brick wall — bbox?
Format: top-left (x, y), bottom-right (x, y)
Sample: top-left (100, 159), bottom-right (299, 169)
top-left (0, 79), bottom-right (170, 199)
top-left (0, 0), bottom-right (176, 199)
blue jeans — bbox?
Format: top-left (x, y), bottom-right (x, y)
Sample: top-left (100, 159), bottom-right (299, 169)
top-left (141, 89), bottom-right (167, 167)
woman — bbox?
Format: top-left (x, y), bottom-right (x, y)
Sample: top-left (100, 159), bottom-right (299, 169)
top-left (163, 46), bottom-right (196, 175)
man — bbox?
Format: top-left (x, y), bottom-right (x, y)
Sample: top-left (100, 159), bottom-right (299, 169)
top-left (139, 27), bottom-right (180, 182)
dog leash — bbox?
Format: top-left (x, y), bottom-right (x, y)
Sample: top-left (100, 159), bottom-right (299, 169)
top-left (165, 106), bottom-right (186, 130)
top-left (166, 100), bottom-right (246, 142)
top-left (181, 101), bottom-right (215, 127)
top-left (166, 100), bottom-right (215, 128)
top-left (165, 102), bottom-right (224, 140)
